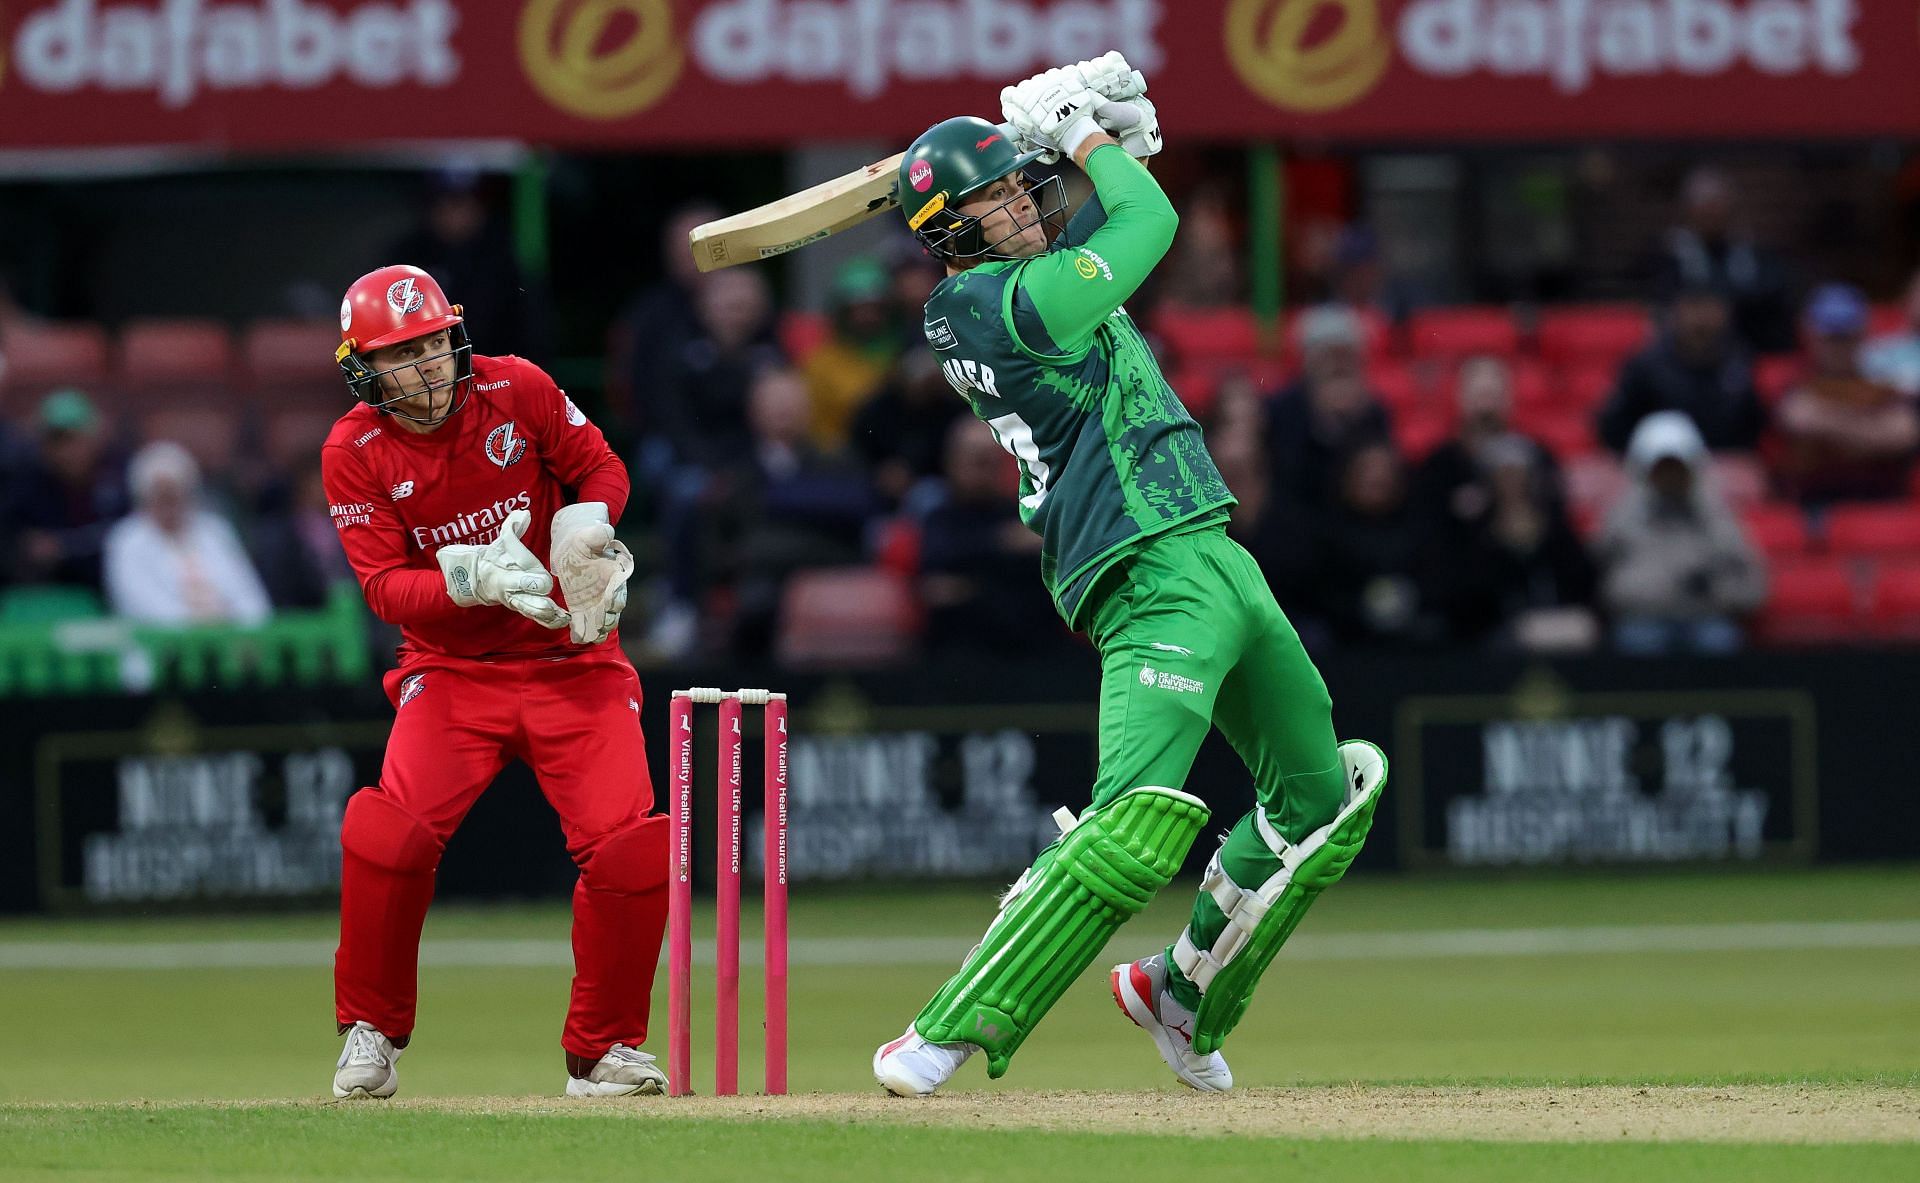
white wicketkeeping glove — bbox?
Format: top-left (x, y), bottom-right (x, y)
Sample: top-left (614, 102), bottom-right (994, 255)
top-left (1075, 51), bottom-right (1161, 159)
top-left (1000, 68), bottom-right (1106, 164)
top-left (549, 502), bottom-right (633, 646)
top-left (436, 508), bottom-right (570, 629)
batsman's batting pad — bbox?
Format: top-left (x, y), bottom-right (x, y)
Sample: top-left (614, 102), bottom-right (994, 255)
top-left (1175, 740), bottom-right (1387, 1055)
top-left (914, 785), bottom-right (1210, 1078)
top-left (340, 790), bottom-right (443, 872)
top-left (577, 814), bottom-right (669, 895)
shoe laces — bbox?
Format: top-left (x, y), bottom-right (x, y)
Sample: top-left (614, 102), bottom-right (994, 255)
top-left (344, 1026), bottom-right (389, 1068)
top-left (603, 1044), bottom-right (655, 1068)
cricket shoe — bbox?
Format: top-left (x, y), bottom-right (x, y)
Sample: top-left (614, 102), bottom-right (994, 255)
top-left (565, 1044), bottom-right (668, 1097)
top-left (872, 1026), bottom-right (976, 1097)
top-left (1111, 953), bottom-right (1233, 1092)
top-left (332, 1021), bottom-right (402, 1099)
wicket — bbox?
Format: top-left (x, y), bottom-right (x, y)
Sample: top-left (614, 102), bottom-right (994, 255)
top-left (667, 687), bottom-right (789, 1097)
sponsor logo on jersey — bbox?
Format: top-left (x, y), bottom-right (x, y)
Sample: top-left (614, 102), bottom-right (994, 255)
top-left (410, 491), bottom-right (533, 549)
top-left (390, 481), bottom-right (415, 500)
top-left (924, 317), bottom-right (958, 350)
top-left (397, 673), bottom-right (427, 708)
top-left (563, 395), bottom-right (587, 426)
top-left (484, 421), bottom-right (528, 469)
top-left (1139, 664), bottom-right (1205, 694)
top-left (475, 378), bottom-right (512, 391)
top-left (386, 276), bottom-right (425, 316)
top-left (353, 427), bottom-right (383, 447)
top-left (1075, 247), bottom-right (1113, 280)
top-left (330, 501), bottom-right (375, 529)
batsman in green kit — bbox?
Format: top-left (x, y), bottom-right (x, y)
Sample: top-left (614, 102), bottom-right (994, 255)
top-left (871, 55), bottom-right (1388, 1096)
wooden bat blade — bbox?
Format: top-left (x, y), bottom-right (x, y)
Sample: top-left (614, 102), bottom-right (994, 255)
top-left (689, 151), bottom-right (906, 272)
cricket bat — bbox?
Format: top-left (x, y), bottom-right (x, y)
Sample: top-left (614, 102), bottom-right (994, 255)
top-left (688, 150), bottom-right (907, 273)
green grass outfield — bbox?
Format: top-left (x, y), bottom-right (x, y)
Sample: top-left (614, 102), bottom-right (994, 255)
top-left (3, 866), bottom-right (1916, 1181)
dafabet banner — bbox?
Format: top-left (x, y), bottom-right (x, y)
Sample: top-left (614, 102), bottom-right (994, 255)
top-left (0, 0), bottom-right (1913, 151)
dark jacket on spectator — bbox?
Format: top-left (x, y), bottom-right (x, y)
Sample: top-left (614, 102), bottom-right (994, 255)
top-left (1597, 334), bottom-right (1765, 453)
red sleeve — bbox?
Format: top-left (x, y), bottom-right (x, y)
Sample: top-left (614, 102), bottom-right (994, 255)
top-left (523, 366), bottom-right (631, 523)
top-left (322, 443), bottom-right (465, 627)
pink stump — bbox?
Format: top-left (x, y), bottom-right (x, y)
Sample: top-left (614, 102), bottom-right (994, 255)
top-left (763, 694), bottom-right (789, 1095)
top-left (667, 693), bottom-right (694, 1097)
top-left (715, 694), bottom-right (743, 1096)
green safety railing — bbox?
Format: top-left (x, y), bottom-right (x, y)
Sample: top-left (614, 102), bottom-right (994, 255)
top-left (0, 582), bottom-right (371, 698)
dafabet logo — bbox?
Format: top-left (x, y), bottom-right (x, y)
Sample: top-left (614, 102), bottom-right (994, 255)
top-left (1226, 0), bottom-right (1865, 115)
top-left (518, 0), bottom-right (682, 120)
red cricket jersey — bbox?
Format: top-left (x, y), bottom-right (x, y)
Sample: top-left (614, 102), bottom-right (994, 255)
top-left (321, 353), bottom-right (631, 661)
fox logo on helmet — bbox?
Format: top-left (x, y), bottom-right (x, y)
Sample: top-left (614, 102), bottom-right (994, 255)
top-left (386, 277), bottom-right (426, 317)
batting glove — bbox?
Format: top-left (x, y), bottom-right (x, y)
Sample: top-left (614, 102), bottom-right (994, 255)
top-left (1076, 51), bottom-right (1147, 102)
top-left (1075, 52), bottom-right (1161, 159)
top-left (549, 501), bottom-right (633, 646)
top-left (1001, 69), bottom-right (1106, 164)
top-left (436, 508), bottom-right (571, 629)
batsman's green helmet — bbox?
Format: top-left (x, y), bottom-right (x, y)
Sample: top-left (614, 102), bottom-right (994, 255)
top-left (897, 116), bottom-right (1057, 262)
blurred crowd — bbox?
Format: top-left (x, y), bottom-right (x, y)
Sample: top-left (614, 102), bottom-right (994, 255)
top-left (6, 164), bottom-right (1920, 668)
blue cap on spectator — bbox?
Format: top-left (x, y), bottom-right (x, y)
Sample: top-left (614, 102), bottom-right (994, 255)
top-left (39, 388), bottom-right (98, 434)
top-left (1805, 283), bottom-right (1868, 337)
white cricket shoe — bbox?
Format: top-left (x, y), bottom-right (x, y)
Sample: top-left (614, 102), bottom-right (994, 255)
top-left (1111, 953), bottom-right (1233, 1092)
top-left (332, 1021), bottom-right (402, 1099)
top-left (872, 1026), bottom-right (976, 1097)
top-left (565, 1044), bottom-right (667, 1097)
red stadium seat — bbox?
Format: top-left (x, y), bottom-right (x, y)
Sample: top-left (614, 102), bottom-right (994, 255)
top-left (1512, 406), bottom-right (1596, 461)
top-left (1755, 559), bottom-right (1859, 644)
top-left (1537, 305), bottom-right (1652, 368)
top-left (1869, 304), bottom-right (1907, 339)
top-left (243, 319), bottom-right (346, 402)
top-left (1563, 362), bottom-right (1617, 410)
top-left (1868, 564), bottom-right (1920, 640)
top-left (1370, 358), bottom-right (1425, 412)
top-left (1507, 358), bottom-right (1554, 409)
top-left (1741, 503), bottom-right (1811, 558)
top-left (141, 407), bottom-right (240, 478)
top-left (118, 318), bottom-right (234, 395)
top-left (1407, 307), bottom-right (1519, 361)
top-left (262, 408), bottom-right (340, 470)
top-left (1825, 504), bottom-right (1920, 559)
top-left (1562, 453), bottom-right (1626, 522)
top-left (1156, 305), bottom-right (1264, 368)
top-left (776, 567), bottom-right (920, 666)
top-left (778, 310), bottom-right (829, 363)
top-left (0, 321), bottom-right (110, 394)
top-left (1709, 454), bottom-right (1768, 510)
top-left (1392, 407), bottom-right (1452, 462)
top-left (1755, 355), bottom-right (1800, 404)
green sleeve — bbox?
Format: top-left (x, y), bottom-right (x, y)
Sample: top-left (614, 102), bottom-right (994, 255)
top-left (1009, 146), bottom-right (1176, 358)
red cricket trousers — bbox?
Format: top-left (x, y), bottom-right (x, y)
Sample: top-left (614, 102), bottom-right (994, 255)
top-left (333, 648), bottom-right (667, 1061)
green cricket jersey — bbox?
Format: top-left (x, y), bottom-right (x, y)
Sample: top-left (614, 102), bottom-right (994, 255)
top-left (922, 144), bottom-right (1233, 627)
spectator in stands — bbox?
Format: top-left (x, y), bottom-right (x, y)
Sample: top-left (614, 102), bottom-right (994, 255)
top-left (1863, 268), bottom-right (1920, 396)
top-left (1328, 225), bottom-right (1421, 328)
top-left (1774, 283), bottom-right (1920, 505)
top-left (6, 389), bottom-right (129, 590)
top-left (851, 348), bottom-right (966, 507)
top-left (1265, 305), bottom-right (1394, 510)
top-left (1649, 166), bottom-right (1796, 354)
top-left (703, 367), bottom-right (876, 659)
top-left (387, 167), bottom-right (553, 362)
top-left (799, 258), bottom-right (901, 450)
top-left (248, 465), bottom-right (354, 610)
top-left (103, 440), bottom-right (271, 626)
top-left (1305, 440), bottom-right (1442, 649)
top-left (637, 266), bottom-right (788, 655)
top-left (1209, 427), bottom-right (1319, 643)
top-left (1595, 412), bottom-right (1765, 655)
top-left (1158, 183), bottom-right (1242, 309)
top-left (885, 235), bottom-right (946, 344)
top-left (1415, 359), bottom-right (1597, 648)
top-left (1596, 284), bottom-right (1764, 454)
top-left (612, 201), bottom-right (726, 423)
top-left (916, 418), bottom-right (1063, 656)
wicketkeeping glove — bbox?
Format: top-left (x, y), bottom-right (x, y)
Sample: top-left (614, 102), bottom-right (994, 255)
top-left (549, 502), bottom-right (633, 646)
top-left (436, 508), bottom-right (570, 629)
top-left (1000, 68), bottom-right (1106, 163)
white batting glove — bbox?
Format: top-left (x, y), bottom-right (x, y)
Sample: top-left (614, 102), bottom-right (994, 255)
top-left (549, 502), bottom-right (633, 646)
top-left (1074, 52), bottom-right (1161, 159)
top-left (1076, 51), bottom-right (1146, 102)
top-left (1001, 69), bottom-right (1106, 164)
top-left (436, 509), bottom-right (571, 629)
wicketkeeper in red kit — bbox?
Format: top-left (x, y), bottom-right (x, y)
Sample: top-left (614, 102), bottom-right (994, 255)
top-left (322, 264), bottom-right (668, 1099)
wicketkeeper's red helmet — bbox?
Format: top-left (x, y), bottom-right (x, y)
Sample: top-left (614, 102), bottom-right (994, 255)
top-left (335, 264), bottom-right (474, 422)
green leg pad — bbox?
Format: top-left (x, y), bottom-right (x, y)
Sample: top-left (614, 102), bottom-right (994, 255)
top-left (914, 785), bottom-right (1211, 1078)
top-left (1178, 740), bottom-right (1387, 1055)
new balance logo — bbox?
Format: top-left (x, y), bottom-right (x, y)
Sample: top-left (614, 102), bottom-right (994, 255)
top-left (390, 481), bottom-right (414, 500)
